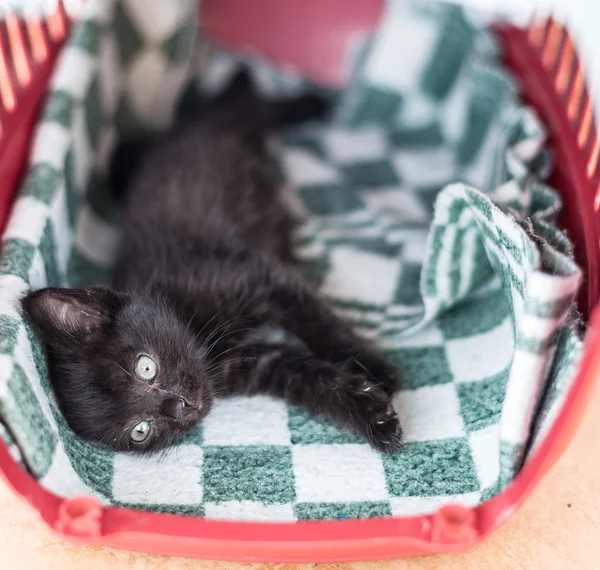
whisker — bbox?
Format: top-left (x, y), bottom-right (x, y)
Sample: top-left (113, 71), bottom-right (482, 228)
top-left (197, 320), bottom-right (228, 347)
top-left (204, 326), bottom-right (229, 357)
top-left (207, 386), bottom-right (229, 398)
top-left (206, 365), bottom-right (254, 386)
top-left (205, 362), bottom-right (223, 375)
top-left (201, 316), bottom-right (243, 347)
top-left (168, 445), bottom-right (180, 465)
top-left (353, 358), bottom-right (374, 379)
top-left (205, 356), bottom-right (259, 376)
top-left (194, 308), bottom-right (225, 341)
top-left (117, 364), bottom-right (132, 378)
top-left (206, 331), bottom-right (259, 364)
top-left (206, 325), bottom-right (259, 360)
top-left (156, 448), bottom-right (172, 464)
top-left (184, 306), bottom-right (201, 338)
top-left (204, 321), bottom-right (249, 357)
top-left (210, 352), bottom-right (262, 371)
top-left (367, 421), bottom-right (374, 442)
top-left (100, 430), bottom-right (127, 451)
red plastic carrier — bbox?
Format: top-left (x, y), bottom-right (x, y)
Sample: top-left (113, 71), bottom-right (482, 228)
top-left (0, 0), bottom-right (599, 563)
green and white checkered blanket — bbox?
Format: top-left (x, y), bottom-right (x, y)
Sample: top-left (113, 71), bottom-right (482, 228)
top-left (0, 0), bottom-right (583, 521)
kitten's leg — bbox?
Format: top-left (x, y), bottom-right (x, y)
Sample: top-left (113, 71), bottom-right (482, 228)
top-left (187, 262), bottom-right (399, 393)
top-left (216, 341), bottom-right (402, 453)
top-left (239, 269), bottom-right (400, 395)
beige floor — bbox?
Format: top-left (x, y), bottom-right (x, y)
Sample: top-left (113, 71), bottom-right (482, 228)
top-left (1, 382), bottom-right (600, 570)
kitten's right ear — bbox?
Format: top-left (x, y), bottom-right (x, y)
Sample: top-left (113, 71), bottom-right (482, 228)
top-left (21, 287), bottom-right (125, 347)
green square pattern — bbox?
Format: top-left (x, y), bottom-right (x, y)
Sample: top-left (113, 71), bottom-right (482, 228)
top-left (383, 439), bottom-right (480, 497)
top-left (202, 446), bottom-right (295, 504)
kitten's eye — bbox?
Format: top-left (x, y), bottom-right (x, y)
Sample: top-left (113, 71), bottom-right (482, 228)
top-left (135, 355), bottom-right (157, 381)
top-left (130, 420), bottom-right (151, 443)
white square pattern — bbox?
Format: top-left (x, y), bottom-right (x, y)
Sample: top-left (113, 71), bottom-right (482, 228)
top-left (280, 148), bottom-right (340, 186)
top-left (127, 49), bottom-right (170, 127)
top-left (445, 317), bottom-right (514, 383)
top-left (390, 491), bottom-right (480, 517)
top-left (392, 149), bottom-right (456, 187)
top-left (3, 197), bottom-right (49, 245)
top-left (98, 35), bottom-right (120, 117)
top-left (50, 185), bottom-right (74, 277)
top-left (395, 324), bottom-right (445, 348)
top-left (124, 0), bottom-right (190, 43)
top-left (292, 444), bottom-right (389, 503)
top-left (30, 123), bottom-right (71, 170)
top-left (41, 443), bottom-right (105, 502)
top-left (364, 1), bottom-right (438, 91)
top-left (75, 206), bottom-right (121, 267)
top-left (28, 250), bottom-right (47, 291)
top-left (204, 501), bottom-right (296, 522)
top-left (393, 383), bottom-right (466, 442)
top-left (112, 444), bottom-right (203, 504)
top-left (202, 395), bottom-right (291, 446)
top-left (320, 246), bottom-right (401, 306)
top-left (71, 103), bottom-right (93, 191)
top-left (324, 128), bottom-right (388, 163)
top-left (361, 189), bottom-right (430, 223)
top-left (50, 47), bottom-right (96, 100)
top-left (469, 425), bottom-right (500, 490)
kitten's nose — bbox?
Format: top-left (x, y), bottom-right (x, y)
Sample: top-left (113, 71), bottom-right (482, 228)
top-left (161, 397), bottom-right (195, 420)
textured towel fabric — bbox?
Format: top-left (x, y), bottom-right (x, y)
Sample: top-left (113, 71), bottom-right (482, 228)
top-left (0, 0), bottom-right (583, 521)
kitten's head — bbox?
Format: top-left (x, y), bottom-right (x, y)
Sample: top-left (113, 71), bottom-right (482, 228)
top-left (21, 287), bottom-right (213, 453)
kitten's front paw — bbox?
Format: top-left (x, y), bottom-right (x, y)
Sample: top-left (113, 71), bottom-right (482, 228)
top-left (351, 378), bottom-right (403, 454)
top-left (366, 402), bottom-right (403, 454)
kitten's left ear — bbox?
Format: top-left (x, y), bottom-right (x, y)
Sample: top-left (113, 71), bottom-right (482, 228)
top-left (21, 287), bottom-right (126, 347)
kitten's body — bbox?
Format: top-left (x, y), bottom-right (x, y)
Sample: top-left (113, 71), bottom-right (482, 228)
top-left (23, 72), bottom-right (403, 453)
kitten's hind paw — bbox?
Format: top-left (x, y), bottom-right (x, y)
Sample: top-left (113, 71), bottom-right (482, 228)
top-left (295, 93), bottom-right (332, 120)
top-left (282, 93), bottom-right (332, 125)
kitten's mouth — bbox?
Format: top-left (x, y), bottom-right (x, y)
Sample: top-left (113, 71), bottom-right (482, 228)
top-left (172, 392), bottom-right (212, 428)
top-left (185, 398), bottom-right (213, 428)
top-left (184, 408), bottom-right (200, 421)
top-left (179, 403), bottom-right (205, 428)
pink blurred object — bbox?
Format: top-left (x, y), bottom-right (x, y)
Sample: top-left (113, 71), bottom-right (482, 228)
top-left (202, 0), bottom-right (385, 86)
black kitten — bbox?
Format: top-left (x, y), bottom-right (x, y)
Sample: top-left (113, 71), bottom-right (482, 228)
top-left (22, 70), bottom-right (403, 454)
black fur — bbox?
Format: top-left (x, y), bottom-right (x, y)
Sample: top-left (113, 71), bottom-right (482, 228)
top-left (21, 70), bottom-right (403, 454)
